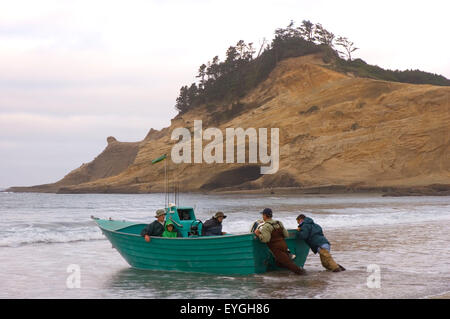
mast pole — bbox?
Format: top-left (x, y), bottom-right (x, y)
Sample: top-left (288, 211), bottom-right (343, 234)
top-left (165, 155), bottom-right (168, 209)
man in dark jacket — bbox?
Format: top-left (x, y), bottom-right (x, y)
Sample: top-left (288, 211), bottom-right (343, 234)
top-left (202, 212), bottom-right (227, 236)
top-left (296, 214), bottom-right (345, 272)
top-left (141, 209), bottom-right (166, 242)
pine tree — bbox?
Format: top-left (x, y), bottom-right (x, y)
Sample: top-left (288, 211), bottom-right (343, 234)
top-left (336, 36), bottom-right (359, 61)
top-left (175, 86), bottom-right (189, 113)
top-left (298, 20), bottom-right (315, 42)
top-left (314, 23), bottom-right (335, 47)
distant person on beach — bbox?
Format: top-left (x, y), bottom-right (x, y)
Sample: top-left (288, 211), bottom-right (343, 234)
top-left (254, 208), bottom-right (306, 275)
top-left (295, 214), bottom-right (345, 272)
top-left (162, 220), bottom-right (180, 238)
top-left (141, 209), bottom-right (166, 242)
top-left (202, 212), bottom-right (227, 236)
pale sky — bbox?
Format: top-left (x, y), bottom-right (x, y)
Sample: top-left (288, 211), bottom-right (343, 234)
top-left (1, 0), bottom-right (449, 187)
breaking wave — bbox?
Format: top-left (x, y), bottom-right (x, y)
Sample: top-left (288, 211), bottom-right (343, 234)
top-left (0, 224), bottom-right (105, 247)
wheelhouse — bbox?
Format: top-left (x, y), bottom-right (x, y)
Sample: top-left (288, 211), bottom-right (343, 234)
top-left (165, 205), bottom-right (203, 237)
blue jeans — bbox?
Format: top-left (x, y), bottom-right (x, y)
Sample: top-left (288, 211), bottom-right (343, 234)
top-left (318, 243), bottom-right (331, 253)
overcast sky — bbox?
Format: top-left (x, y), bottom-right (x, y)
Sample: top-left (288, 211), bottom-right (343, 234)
top-left (1, 0), bottom-right (449, 187)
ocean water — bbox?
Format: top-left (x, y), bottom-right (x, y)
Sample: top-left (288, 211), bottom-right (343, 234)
top-left (0, 192), bottom-right (449, 299)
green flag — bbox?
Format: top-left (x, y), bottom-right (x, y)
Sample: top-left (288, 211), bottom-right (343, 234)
top-left (152, 154), bottom-right (167, 164)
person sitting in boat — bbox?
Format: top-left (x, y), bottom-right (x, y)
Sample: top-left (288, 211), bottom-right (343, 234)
top-left (254, 208), bottom-right (306, 275)
top-left (295, 213), bottom-right (345, 272)
top-left (141, 209), bottom-right (166, 242)
top-left (202, 212), bottom-right (227, 236)
top-left (162, 220), bottom-right (180, 238)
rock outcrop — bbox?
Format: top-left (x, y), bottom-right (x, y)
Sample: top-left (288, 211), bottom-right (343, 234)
top-left (7, 137), bottom-right (141, 193)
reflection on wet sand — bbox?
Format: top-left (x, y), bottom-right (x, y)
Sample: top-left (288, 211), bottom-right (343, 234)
top-left (106, 268), bottom-right (265, 299)
top-left (106, 266), bottom-right (335, 299)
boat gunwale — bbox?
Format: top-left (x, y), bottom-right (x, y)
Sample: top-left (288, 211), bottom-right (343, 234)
top-left (95, 218), bottom-right (298, 241)
top-left (95, 219), bottom-right (259, 241)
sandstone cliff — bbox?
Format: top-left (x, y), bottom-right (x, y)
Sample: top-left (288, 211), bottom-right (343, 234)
top-left (8, 54), bottom-right (450, 195)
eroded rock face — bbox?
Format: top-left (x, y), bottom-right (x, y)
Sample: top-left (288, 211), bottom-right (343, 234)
top-left (9, 54), bottom-right (450, 194)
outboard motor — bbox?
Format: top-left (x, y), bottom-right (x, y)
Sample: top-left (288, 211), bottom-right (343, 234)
top-left (189, 220), bottom-right (203, 236)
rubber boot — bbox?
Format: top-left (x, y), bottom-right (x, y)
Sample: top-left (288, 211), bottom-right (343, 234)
top-left (319, 249), bottom-right (341, 272)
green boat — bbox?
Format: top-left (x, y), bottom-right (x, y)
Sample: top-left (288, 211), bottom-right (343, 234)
top-left (92, 205), bottom-right (309, 275)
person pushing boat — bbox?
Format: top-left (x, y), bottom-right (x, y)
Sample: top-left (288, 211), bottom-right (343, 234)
top-left (254, 208), bottom-right (306, 275)
top-left (295, 214), bottom-right (345, 272)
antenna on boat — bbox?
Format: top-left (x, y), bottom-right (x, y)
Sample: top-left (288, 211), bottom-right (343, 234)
top-left (151, 153), bottom-right (182, 209)
top-left (151, 153), bottom-right (169, 209)
top-left (175, 179), bottom-right (180, 207)
top-left (162, 154), bottom-right (168, 209)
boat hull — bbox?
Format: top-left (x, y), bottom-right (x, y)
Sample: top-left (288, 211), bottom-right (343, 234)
top-left (95, 219), bottom-right (309, 275)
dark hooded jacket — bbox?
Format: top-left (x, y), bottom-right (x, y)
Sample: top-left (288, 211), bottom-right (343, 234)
top-left (140, 220), bottom-right (165, 237)
top-left (295, 217), bottom-right (330, 254)
top-left (202, 217), bottom-right (223, 236)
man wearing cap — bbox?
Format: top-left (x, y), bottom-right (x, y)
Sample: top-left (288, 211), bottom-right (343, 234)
top-left (295, 214), bottom-right (345, 272)
top-left (254, 208), bottom-right (306, 275)
top-left (202, 212), bottom-right (227, 236)
top-left (141, 209), bottom-right (166, 242)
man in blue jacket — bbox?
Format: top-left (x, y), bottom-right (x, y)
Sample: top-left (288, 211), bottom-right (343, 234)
top-left (296, 214), bottom-right (345, 272)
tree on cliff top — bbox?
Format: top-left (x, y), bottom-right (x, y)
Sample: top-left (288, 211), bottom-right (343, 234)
top-left (174, 20), bottom-right (450, 114)
top-left (336, 36), bottom-right (359, 61)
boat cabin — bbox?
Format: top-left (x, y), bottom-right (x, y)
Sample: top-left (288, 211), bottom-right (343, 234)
top-left (165, 205), bottom-right (203, 237)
